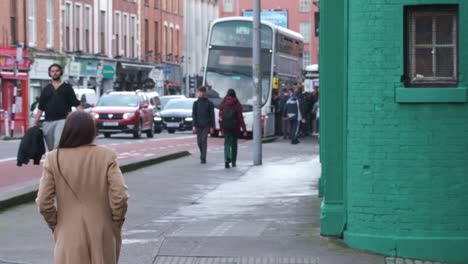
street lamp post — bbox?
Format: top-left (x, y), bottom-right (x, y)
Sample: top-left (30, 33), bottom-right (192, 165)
top-left (252, 0), bottom-right (262, 165)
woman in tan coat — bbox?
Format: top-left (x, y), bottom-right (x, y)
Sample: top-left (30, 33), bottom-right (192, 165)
top-left (36, 111), bottom-right (129, 264)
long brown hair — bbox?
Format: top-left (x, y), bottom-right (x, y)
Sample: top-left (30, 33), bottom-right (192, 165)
top-left (57, 111), bottom-right (96, 176)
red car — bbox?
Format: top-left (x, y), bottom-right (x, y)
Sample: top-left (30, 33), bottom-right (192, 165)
top-left (91, 91), bottom-right (154, 138)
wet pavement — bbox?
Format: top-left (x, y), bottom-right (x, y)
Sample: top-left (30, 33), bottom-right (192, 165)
top-left (0, 136), bottom-right (389, 263)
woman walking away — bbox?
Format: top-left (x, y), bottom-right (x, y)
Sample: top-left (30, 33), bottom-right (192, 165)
top-left (219, 89), bottom-right (246, 168)
top-left (36, 111), bottom-right (129, 264)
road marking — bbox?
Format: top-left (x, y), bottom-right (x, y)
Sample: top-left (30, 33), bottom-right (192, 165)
top-left (0, 157), bottom-right (16, 163)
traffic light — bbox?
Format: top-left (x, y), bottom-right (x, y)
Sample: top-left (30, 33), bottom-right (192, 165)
top-left (189, 76), bottom-right (196, 88)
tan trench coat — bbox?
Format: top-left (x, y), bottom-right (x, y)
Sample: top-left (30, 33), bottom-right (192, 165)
top-left (36, 144), bottom-right (129, 264)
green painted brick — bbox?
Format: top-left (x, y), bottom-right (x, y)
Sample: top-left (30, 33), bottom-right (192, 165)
top-left (320, 0), bottom-right (468, 262)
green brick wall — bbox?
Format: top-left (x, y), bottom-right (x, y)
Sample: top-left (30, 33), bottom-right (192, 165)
top-left (320, 0), bottom-right (468, 263)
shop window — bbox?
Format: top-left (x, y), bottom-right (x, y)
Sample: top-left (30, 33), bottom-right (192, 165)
top-left (404, 5), bottom-right (458, 87)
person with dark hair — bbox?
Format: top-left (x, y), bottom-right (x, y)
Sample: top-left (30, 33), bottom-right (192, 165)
top-left (284, 87), bottom-right (305, 144)
top-left (36, 111), bottom-right (129, 264)
top-left (219, 89), bottom-right (246, 168)
top-left (192, 86), bottom-right (215, 164)
top-left (34, 64), bottom-right (83, 151)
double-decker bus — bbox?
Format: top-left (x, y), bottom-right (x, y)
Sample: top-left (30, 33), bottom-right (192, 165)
top-left (202, 17), bottom-right (303, 137)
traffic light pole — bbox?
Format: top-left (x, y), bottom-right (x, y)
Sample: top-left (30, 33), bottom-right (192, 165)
top-left (252, 0), bottom-right (262, 165)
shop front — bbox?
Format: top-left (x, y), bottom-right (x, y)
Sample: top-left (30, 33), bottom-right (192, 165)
top-left (114, 61), bottom-right (154, 91)
top-left (0, 47), bottom-right (32, 135)
top-left (99, 61), bottom-right (116, 95)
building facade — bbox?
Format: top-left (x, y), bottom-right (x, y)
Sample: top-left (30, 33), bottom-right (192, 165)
top-left (218, 0), bottom-right (319, 67)
top-left (184, 0), bottom-right (218, 96)
top-left (141, 0), bottom-right (184, 95)
top-left (0, 0), bottom-right (186, 119)
top-left (320, 0), bottom-right (468, 263)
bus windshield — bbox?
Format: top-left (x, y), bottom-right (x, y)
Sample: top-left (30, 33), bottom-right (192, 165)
top-left (210, 21), bottom-right (273, 49)
top-left (205, 48), bottom-right (272, 107)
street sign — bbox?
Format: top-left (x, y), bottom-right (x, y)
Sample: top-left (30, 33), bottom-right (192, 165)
top-left (163, 66), bottom-right (172, 75)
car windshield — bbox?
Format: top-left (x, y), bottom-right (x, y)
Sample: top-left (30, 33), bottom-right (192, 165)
top-left (164, 100), bottom-right (194, 110)
top-left (160, 96), bottom-right (184, 108)
top-left (96, 95), bottom-right (139, 107)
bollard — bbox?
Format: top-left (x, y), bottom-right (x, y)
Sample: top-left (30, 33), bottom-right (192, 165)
top-left (4, 110), bottom-right (10, 138)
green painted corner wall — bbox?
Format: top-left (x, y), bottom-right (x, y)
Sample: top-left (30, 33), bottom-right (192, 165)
top-left (318, 0), bottom-right (347, 236)
top-left (320, 0), bottom-right (468, 262)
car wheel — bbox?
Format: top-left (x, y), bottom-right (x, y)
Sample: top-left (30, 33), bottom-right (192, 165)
top-left (133, 121), bottom-right (142, 139)
top-left (104, 132), bottom-right (111, 138)
top-left (146, 125), bottom-right (154, 138)
top-left (168, 129), bottom-right (176, 134)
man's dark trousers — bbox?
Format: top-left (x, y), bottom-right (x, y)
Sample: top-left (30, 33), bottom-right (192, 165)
top-left (197, 127), bottom-right (210, 162)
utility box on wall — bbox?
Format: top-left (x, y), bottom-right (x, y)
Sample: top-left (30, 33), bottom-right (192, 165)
top-left (319, 0), bottom-right (468, 263)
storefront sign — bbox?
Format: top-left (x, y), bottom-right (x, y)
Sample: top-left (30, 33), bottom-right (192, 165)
top-left (102, 65), bottom-right (115, 79)
top-left (69, 62), bottom-right (81, 76)
top-left (78, 59), bottom-right (99, 76)
top-left (30, 58), bottom-right (57, 79)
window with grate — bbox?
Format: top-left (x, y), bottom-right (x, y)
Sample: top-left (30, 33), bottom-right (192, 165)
top-left (303, 51), bottom-right (310, 68)
top-left (299, 0), bottom-right (311, 12)
top-left (404, 5), bottom-right (458, 87)
top-left (223, 0), bottom-right (234, 12)
top-left (299, 22), bottom-right (311, 43)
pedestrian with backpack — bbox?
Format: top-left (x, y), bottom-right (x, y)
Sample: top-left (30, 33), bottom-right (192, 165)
top-left (283, 89), bottom-right (305, 144)
top-left (219, 89), bottom-right (246, 168)
top-left (192, 86), bottom-right (215, 164)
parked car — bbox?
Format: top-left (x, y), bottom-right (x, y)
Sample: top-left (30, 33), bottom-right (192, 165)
top-left (154, 98), bottom-right (196, 134)
top-left (91, 91), bottom-right (154, 138)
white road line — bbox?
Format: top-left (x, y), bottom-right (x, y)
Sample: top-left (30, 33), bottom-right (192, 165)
top-left (0, 157), bottom-right (16, 163)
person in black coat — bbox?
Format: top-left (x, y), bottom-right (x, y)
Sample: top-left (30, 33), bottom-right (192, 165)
top-left (192, 86), bottom-right (215, 164)
top-left (17, 126), bottom-right (46, 166)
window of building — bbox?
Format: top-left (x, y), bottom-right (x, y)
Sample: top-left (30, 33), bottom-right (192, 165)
top-left (164, 25), bottom-right (168, 58)
top-left (123, 14), bottom-right (128, 57)
top-left (145, 0), bottom-right (149, 6)
top-left (115, 12), bottom-right (121, 56)
top-left (404, 5), bottom-right (458, 87)
top-left (176, 29), bottom-right (179, 58)
top-left (154, 22), bottom-right (159, 57)
top-left (65, 2), bottom-right (72, 51)
top-left (144, 19), bottom-right (149, 57)
top-left (169, 27), bottom-right (173, 57)
top-left (100, 11), bottom-right (106, 54)
top-left (299, 0), bottom-right (311, 12)
top-left (84, 6), bottom-right (92, 53)
top-left (162, 0), bottom-right (166, 10)
top-left (154, 0), bottom-right (158, 9)
top-left (174, 0), bottom-right (178, 14)
top-left (10, 0), bottom-right (17, 45)
top-left (75, 4), bottom-right (82, 51)
top-left (299, 22), bottom-right (311, 43)
top-left (46, 0), bottom-right (53, 48)
top-left (303, 51), bottom-right (310, 68)
top-left (131, 16), bottom-right (136, 58)
top-left (28, 0), bottom-right (37, 46)
top-left (223, 0), bottom-right (234, 12)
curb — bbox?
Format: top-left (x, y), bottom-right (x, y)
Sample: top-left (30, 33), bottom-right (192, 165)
top-left (262, 136), bottom-right (278, 143)
top-left (0, 150), bottom-right (191, 212)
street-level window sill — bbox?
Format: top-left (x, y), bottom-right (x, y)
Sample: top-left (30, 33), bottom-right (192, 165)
top-left (396, 87), bottom-right (467, 103)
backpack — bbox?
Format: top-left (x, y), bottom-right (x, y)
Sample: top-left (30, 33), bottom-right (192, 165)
top-left (221, 104), bottom-right (238, 132)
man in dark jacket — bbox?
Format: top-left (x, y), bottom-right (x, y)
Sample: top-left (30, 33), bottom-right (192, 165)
top-left (17, 126), bottom-right (46, 166)
top-left (283, 91), bottom-right (305, 144)
top-left (192, 86), bottom-right (215, 164)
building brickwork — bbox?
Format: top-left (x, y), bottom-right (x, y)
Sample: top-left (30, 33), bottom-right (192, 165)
top-left (320, 0), bottom-right (468, 263)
